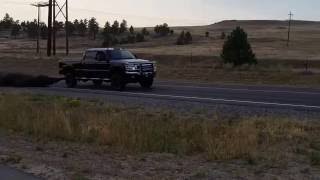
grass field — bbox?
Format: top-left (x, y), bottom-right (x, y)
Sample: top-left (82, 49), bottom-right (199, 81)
top-left (1, 20), bottom-right (320, 86)
top-left (0, 93), bottom-right (320, 163)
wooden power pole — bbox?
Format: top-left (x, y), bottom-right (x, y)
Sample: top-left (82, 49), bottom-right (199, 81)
top-left (287, 11), bottom-right (293, 47)
top-left (53, 0), bottom-right (56, 55)
top-left (47, 0), bottom-right (53, 56)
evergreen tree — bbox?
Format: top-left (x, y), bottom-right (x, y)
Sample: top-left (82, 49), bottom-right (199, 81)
top-left (119, 19), bottom-right (127, 34)
top-left (24, 20), bottom-right (38, 38)
top-left (103, 21), bottom-right (111, 36)
top-left (66, 21), bottom-right (75, 36)
top-left (73, 19), bottom-right (80, 34)
top-left (111, 20), bottom-right (119, 34)
top-left (141, 28), bottom-right (149, 36)
top-left (88, 17), bottom-right (99, 40)
top-left (78, 19), bottom-right (87, 36)
top-left (0, 13), bottom-right (14, 29)
top-left (154, 23), bottom-right (171, 36)
top-left (221, 27), bottom-right (257, 67)
top-left (185, 31), bottom-right (192, 44)
top-left (40, 22), bottom-right (48, 39)
top-left (129, 25), bottom-right (134, 34)
top-left (176, 31), bottom-right (185, 45)
top-left (11, 21), bottom-right (21, 38)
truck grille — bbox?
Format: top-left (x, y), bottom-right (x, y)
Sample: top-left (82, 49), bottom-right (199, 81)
top-left (141, 63), bottom-right (153, 72)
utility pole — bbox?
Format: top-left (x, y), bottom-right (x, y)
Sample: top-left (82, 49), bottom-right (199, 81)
top-left (54, 0), bottom-right (69, 55)
top-left (31, 2), bottom-right (49, 54)
top-left (53, 0), bottom-right (56, 55)
top-left (287, 11), bottom-right (293, 47)
top-left (66, 0), bottom-right (69, 55)
top-left (47, 0), bottom-right (53, 56)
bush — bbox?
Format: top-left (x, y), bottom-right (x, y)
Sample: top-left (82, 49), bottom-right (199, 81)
top-left (221, 27), bottom-right (257, 67)
top-left (176, 31), bottom-right (192, 45)
top-left (136, 33), bottom-right (145, 42)
top-left (205, 31), bottom-right (209, 37)
top-left (154, 23), bottom-right (171, 36)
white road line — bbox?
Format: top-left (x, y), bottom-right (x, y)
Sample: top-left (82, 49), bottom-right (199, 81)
top-left (49, 87), bottom-right (320, 109)
top-left (156, 84), bottom-right (320, 95)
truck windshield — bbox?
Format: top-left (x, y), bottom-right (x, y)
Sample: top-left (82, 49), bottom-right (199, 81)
top-left (109, 50), bottom-right (135, 60)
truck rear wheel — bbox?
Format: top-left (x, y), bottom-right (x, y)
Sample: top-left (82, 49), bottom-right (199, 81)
top-left (65, 74), bottom-right (77, 88)
top-left (140, 78), bottom-right (154, 89)
top-left (111, 73), bottom-right (126, 91)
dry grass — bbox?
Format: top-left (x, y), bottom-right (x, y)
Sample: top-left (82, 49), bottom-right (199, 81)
top-left (139, 54), bottom-right (320, 87)
top-left (0, 93), bottom-right (319, 162)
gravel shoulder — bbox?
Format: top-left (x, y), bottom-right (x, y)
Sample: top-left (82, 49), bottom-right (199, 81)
top-left (1, 133), bottom-right (319, 180)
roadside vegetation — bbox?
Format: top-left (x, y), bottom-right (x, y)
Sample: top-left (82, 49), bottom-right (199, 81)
top-left (0, 93), bottom-right (319, 163)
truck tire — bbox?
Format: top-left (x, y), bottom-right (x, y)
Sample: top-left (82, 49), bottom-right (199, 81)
top-left (65, 74), bottom-right (77, 88)
top-left (139, 78), bottom-right (154, 89)
top-left (93, 80), bottom-right (103, 87)
top-left (111, 73), bottom-right (126, 91)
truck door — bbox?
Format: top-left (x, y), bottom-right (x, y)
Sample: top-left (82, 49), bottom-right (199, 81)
top-left (93, 51), bottom-right (110, 78)
top-left (79, 50), bottom-right (98, 78)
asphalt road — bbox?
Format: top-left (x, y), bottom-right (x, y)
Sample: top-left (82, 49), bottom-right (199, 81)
top-left (1, 80), bottom-right (320, 116)
top-left (49, 80), bottom-right (320, 110)
top-left (0, 165), bottom-right (41, 180)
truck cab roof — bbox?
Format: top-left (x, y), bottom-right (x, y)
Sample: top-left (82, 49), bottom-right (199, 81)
top-left (86, 48), bottom-right (123, 52)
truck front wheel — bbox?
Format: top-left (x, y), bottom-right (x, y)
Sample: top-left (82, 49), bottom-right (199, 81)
top-left (65, 74), bottom-right (77, 88)
top-left (111, 73), bottom-right (126, 91)
top-left (139, 78), bottom-right (154, 89)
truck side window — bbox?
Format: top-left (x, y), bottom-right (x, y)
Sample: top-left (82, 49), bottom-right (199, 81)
top-left (85, 51), bottom-right (97, 61)
top-left (96, 51), bottom-right (106, 61)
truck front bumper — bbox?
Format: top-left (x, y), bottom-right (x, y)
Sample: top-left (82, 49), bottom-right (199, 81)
top-left (125, 71), bottom-right (156, 82)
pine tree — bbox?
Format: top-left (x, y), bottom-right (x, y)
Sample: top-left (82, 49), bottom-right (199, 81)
top-left (11, 21), bottom-right (21, 38)
top-left (88, 17), bottom-right (99, 40)
top-left (185, 31), bottom-right (192, 44)
top-left (119, 20), bottom-right (127, 34)
top-left (177, 31), bottom-right (185, 45)
top-left (78, 19), bottom-right (87, 36)
top-left (111, 20), bottom-right (119, 34)
top-left (221, 27), bottom-right (257, 67)
top-left (141, 28), bottom-right (149, 36)
top-left (129, 25), bottom-right (134, 34)
top-left (103, 21), bottom-right (111, 36)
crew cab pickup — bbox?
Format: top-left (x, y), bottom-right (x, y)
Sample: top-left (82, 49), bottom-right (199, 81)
top-left (59, 48), bottom-right (156, 90)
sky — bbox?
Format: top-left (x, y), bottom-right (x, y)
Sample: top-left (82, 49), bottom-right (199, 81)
top-left (1, 0), bottom-right (320, 27)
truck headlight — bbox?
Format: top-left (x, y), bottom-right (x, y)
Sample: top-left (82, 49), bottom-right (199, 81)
top-left (125, 63), bottom-right (140, 71)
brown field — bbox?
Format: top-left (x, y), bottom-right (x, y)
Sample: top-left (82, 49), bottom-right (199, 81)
top-left (1, 20), bottom-right (320, 86)
top-left (0, 93), bottom-right (319, 179)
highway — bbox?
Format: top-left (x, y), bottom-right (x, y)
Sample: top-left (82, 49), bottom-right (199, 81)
top-left (18, 80), bottom-right (320, 112)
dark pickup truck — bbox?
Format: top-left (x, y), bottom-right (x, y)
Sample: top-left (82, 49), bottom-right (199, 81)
top-left (59, 48), bottom-right (156, 90)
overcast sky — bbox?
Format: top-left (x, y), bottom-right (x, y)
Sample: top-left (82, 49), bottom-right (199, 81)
top-left (1, 0), bottom-right (320, 27)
